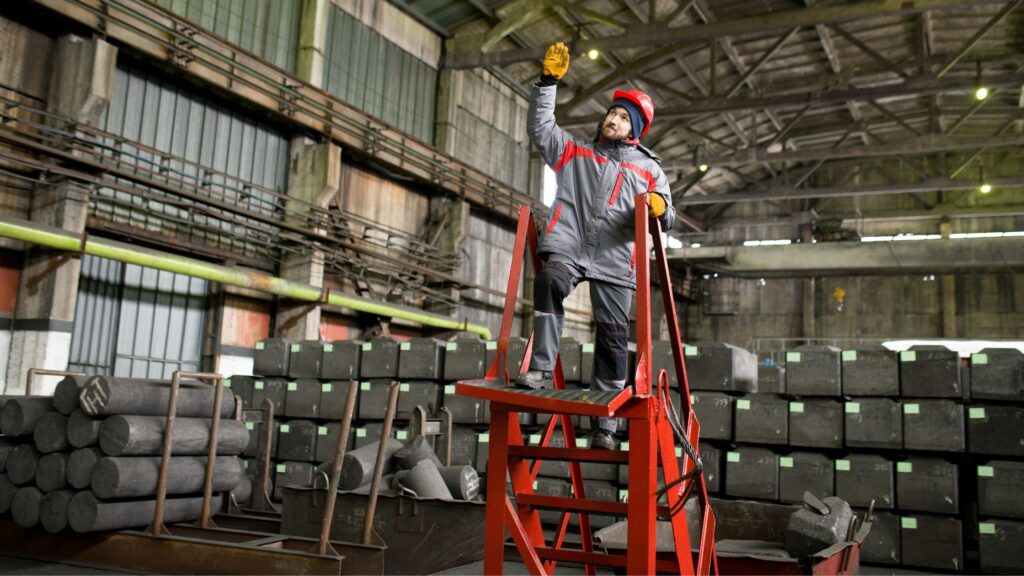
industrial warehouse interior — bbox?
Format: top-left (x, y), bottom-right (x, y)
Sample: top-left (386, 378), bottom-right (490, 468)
top-left (0, 0), bottom-right (1021, 574)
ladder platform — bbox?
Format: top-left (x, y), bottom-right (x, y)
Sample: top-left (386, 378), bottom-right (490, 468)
top-left (508, 446), bottom-right (629, 464)
top-left (455, 379), bottom-right (633, 417)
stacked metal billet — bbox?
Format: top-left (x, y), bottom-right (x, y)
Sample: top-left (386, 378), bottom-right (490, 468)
top-left (0, 375), bottom-right (247, 534)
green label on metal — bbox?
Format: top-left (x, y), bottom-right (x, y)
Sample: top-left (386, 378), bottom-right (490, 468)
top-left (690, 394), bottom-right (696, 404)
top-left (684, 346), bottom-right (698, 357)
top-left (787, 352), bottom-right (801, 363)
top-left (245, 422), bottom-right (255, 430)
top-left (620, 442), bottom-right (630, 451)
top-left (901, 351), bottom-right (916, 362)
top-left (224, 379), bottom-right (232, 388)
top-left (675, 447), bottom-right (683, 458)
top-left (969, 407), bottom-right (986, 419)
top-left (842, 350), bottom-right (857, 362)
top-left (780, 457), bottom-right (794, 468)
top-left (318, 426), bottom-right (328, 435)
top-left (972, 353), bottom-right (988, 365)
top-left (356, 429), bottom-right (366, 437)
top-left (904, 403), bottom-right (920, 415)
top-left (288, 382), bottom-right (298, 391)
top-left (582, 343), bottom-right (595, 353)
top-left (276, 464), bottom-right (287, 473)
top-left (396, 430), bottom-right (408, 440)
top-left (323, 344), bottom-right (334, 353)
top-left (836, 460), bottom-right (850, 471)
top-left (280, 424), bottom-right (290, 433)
top-left (291, 344), bottom-right (300, 352)
top-left (727, 452), bottom-right (741, 463)
top-left (479, 433), bottom-right (489, 443)
top-left (322, 383), bottom-right (332, 393)
top-left (256, 342), bottom-right (265, 350)
top-left (362, 343), bottom-right (372, 351)
top-left (486, 341), bottom-right (497, 350)
top-left (533, 481), bottom-right (538, 490)
top-left (255, 381), bottom-right (264, 390)
top-left (400, 343), bottom-right (411, 351)
top-left (445, 385), bottom-right (455, 395)
top-left (845, 402), bottom-right (860, 414)
top-left (399, 383), bottom-right (410, 392)
top-left (901, 517), bottom-right (917, 530)
top-left (980, 522), bottom-right (996, 535)
top-left (619, 490), bottom-right (628, 502)
top-left (529, 434), bottom-right (541, 445)
top-left (790, 402), bottom-right (804, 413)
top-left (576, 438), bottom-right (588, 448)
top-left (736, 399), bottom-right (751, 410)
top-left (897, 462), bottom-right (913, 473)
top-left (978, 465), bottom-right (995, 477)
top-left (360, 382), bottom-right (371, 391)
top-left (446, 342), bottom-right (458, 351)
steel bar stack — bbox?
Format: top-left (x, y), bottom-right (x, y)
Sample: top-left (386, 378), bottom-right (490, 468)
top-left (0, 375), bottom-right (248, 534)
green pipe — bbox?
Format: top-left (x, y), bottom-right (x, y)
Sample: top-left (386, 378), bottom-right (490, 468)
top-left (0, 215), bottom-right (492, 339)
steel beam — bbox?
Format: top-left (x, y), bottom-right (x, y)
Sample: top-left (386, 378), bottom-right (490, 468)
top-left (445, 0), bottom-right (1006, 68)
top-left (666, 236), bottom-right (1024, 275)
top-left (677, 177), bottom-right (1024, 204)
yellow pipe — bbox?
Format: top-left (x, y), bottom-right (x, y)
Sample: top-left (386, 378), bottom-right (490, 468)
top-left (0, 215), bottom-right (491, 339)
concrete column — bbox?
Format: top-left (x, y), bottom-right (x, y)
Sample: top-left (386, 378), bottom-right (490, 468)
top-left (434, 68), bottom-right (464, 155)
top-left (6, 35), bottom-right (116, 394)
top-left (425, 196), bottom-right (470, 319)
top-left (295, 0), bottom-right (330, 87)
top-left (800, 226), bottom-right (816, 343)
top-left (939, 221), bottom-right (957, 338)
top-left (275, 139), bottom-right (340, 340)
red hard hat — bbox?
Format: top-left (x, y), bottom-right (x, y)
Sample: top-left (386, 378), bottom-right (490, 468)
top-left (612, 89), bottom-right (654, 137)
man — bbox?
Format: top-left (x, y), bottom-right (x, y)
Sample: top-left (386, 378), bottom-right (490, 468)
top-left (518, 42), bottom-right (676, 450)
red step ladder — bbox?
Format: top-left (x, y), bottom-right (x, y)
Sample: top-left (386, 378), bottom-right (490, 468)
top-left (457, 196), bottom-right (718, 575)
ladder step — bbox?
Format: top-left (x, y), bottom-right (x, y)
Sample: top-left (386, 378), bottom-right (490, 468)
top-left (509, 446), bottom-right (629, 464)
top-left (534, 546), bottom-right (683, 572)
top-left (516, 494), bottom-right (626, 516)
top-left (456, 379), bottom-right (632, 417)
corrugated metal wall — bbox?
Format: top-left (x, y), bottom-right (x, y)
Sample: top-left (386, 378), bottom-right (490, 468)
top-left (152, 0), bottom-right (302, 73)
top-left (323, 5), bottom-right (437, 143)
top-left (96, 61), bottom-right (290, 261)
top-left (70, 256), bottom-right (208, 377)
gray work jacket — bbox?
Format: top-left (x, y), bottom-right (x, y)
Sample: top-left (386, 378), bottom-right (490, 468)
top-left (528, 83), bottom-right (676, 289)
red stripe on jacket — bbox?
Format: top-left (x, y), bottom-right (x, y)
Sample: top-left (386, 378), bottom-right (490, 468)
top-left (555, 142), bottom-right (607, 173)
top-left (608, 172), bottom-right (624, 206)
top-left (546, 203), bottom-right (562, 234)
top-left (622, 162), bottom-right (657, 191)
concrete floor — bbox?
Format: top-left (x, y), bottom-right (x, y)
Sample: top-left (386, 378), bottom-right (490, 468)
top-left (0, 556), bottom-right (125, 574)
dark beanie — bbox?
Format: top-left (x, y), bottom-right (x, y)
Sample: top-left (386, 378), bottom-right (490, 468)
top-left (609, 98), bottom-right (645, 140)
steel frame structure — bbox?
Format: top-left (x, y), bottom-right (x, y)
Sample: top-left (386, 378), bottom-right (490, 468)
top-left (456, 197), bottom-right (717, 575)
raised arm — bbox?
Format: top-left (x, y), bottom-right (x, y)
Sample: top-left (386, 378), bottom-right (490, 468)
top-left (527, 42), bottom-right (573, 167)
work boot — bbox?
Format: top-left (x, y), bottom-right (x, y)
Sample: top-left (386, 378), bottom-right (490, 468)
top-left (590, 429), bottom-right (616, 451)
top-left (516, 370), bottom-right (553, 390)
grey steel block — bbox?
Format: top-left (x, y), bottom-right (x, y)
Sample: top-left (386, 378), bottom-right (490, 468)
top-left (52, 375), bottom-right (89, 415)
top-left (900, 514), bottom-right (962, 571)
top-left (224, 376), bottom-right (256, 410)
top-left (91, 456), bottom-right (243, 499)
top-left (98, 415), bottom-right (248, 457)
top-left (67, 410), bottom-right (102, 449)
top-left (785, 345), bottom-right (841, 397)
top-left (394, 435), bottom-right (442, 470)
top-left (78, 377), bottom-right (235, 419)
top-left (439, 465), bottom-right (480, 500)
top-left (967, 404), bottom-right (1024, 457)
top-left (0, 438), bottom-right (12, 472)
top-left (443, 338), bottom-right (488, 381)
top-left (358, 380), bottom-right (441, 420)
top-left (284, 379), bottom-right (321, 418)
top-left (533, 476), bottom-right (571, 525)
top-left (840, 346), bottom-right (899, 396)
top-left (273, 461), bottom-right (314, 501)
top-left (399, 459), bottom-right (453, 500)
top-left (398, 338), bottom-right (446, 380)
top-left (6, 444), bottom-right (40, 485)
top-left (653, 340), bottom-right (677, 389)
top-left (0, 474), bottom-right (14, 514)
top-left (898, 345), bottom-right (961, 398)
top-left (35, 452), bottom-right (69, 492)
top-left (834, 454), bottom-right (893, 509)
top-left (558, 337), bottom-right (582, 382)
top-left (12, 486), bottom-right (43, 528)
top-left (779, 452), bottom-right (834, 504)
top-left (979, 518), bottom-right (1024, 573)
top-left (506, 337), bottom-right (528, 376)
top-left (360, 338), bottom-right (400, 378)
top-left (698, 442), bottom-right (721, 494)
top-left (734, 394), bottom-right (788, 445)
top-left (567, 480), bottom-right (618, 529)
top-left (34, 412), bottom-right (70, 454)
top-left (784, 496), bottom-right (853, 560)
top-left (895, 457), bottom-right (958, 514)
top-left (277, 420), bottom-right (317, 462)
top-left (977, 460), bottom-right (1024, 518)
top-left (1, 397), bottom-right (54, 437)
top-left (685, 342), bottom-right (757, 393)
top-left (321, 340), bottom-right (362, 380)
top-left (340, 439), bottom-right (402, 490)
top-left (241, 412), bottom-right (278, 459)
top-left (67, 448), bottom-right (102, 490)
top-left (442, 383), bottom-right (489, 424)
top-left (844, 398), bottom-right (902, 450)
top-left (902, 400), bottom-right (964, 452)
top-left (580, 342), bottom-right (595, 385)
top-left (320, 380), bottom-right (359, 421)
top-left (724, 446), bottom-right (779, 501)
top-left (788, 399), bottom-right (843, 449)
top-left (970, 348), bottom-right (1024, 401)
top-left (254, 338), bottom-right (290, 377)
top-left (287, 340), bottom-right (326, 379)
top-left (447, 426), bottom-right (480, 469)
top-left (314, 421), bottom-right (354, 464)
top-left (854, 508), bottom-right (899, 565)
top-left (352, 423), bottom-right (409, 449)
top-left (68, 492), bottom-right (219, 533)
top-left (529, 431), bottom-right (569, 479)
top-left (691, 392), bottom-right (733, 441)
top-left (40, 490), bottom-right (75, 534)
top-left (251, 377), bottom-right (288, 413)
top-left (474, 430), bottom-right (490, 475)
top-left (756, 350), bottom-right (786, 394)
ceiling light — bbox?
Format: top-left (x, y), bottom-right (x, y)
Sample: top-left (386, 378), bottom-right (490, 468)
top-left (975, 87), bottom-right (989, 100)
top-left (980, 183), bottom-right (992, 194)
top-left (698, 164), bottom-right (709, 173)
top-left (587, 49), bottom-right (599, 60)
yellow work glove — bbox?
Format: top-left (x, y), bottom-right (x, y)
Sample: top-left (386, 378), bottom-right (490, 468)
top-left (543, 42), bottom-right (570, 79)
top-left (648, 193), bottom-right (667, 218)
